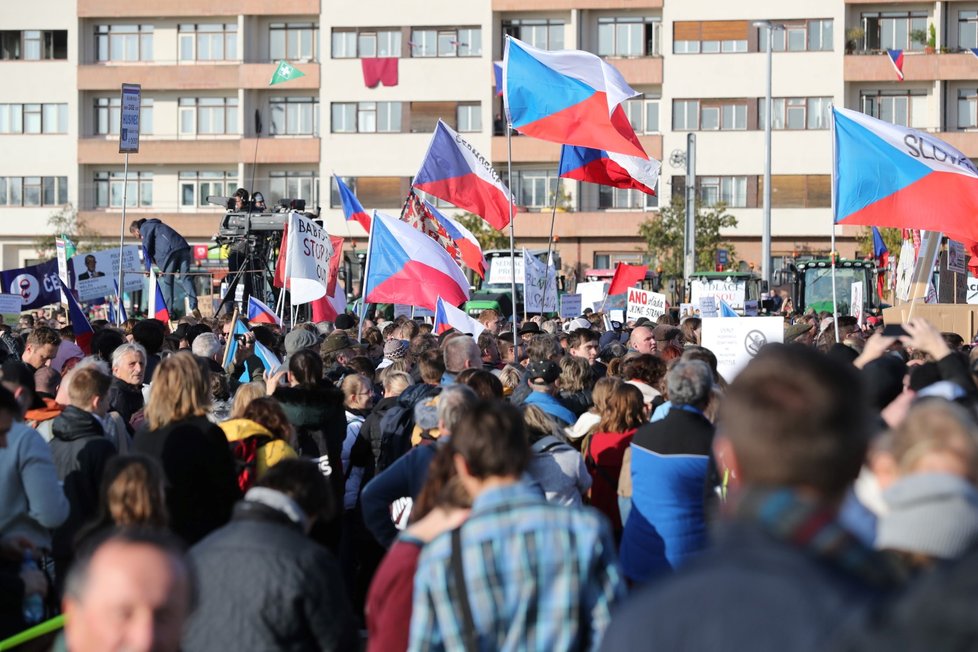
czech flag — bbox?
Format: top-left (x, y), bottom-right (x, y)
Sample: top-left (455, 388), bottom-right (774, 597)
top-left (364, 212), bottom-right (470, 312)
top-left (434, 296), bottom-right (485, 338)
top-left (872, 227), bottom-right (890, 299)
top-left (504, 36), bottom-right (647, 160)
top-left (247, 295), bottom-right (281, 326)
top-left (413, 120), bottom-right (515, 231)
top-left (493, 61), bottom-right (503, 96)
top-left (425, 200), bottom-right (488, 279)
top-left (335, 175), bottom-right (371, 233)
top-left (558, 145), bottom-right (660, 195)
top-left (64, 290), bottom-right (94, 354)
top-left (887, 49), bottom-right (904, 81)
top-left (833, 107), bottom-right (978, 244)
top-left (150, 272), bottom-right (169, 323)
top-left (253, 340), bottom-right (282, 375)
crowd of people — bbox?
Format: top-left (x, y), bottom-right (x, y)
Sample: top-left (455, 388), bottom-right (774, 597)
top-left (3, 303), bottom-right (978, 650)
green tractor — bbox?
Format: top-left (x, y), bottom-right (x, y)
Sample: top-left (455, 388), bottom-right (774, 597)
top-left (464, 249), bottom-right (561, 319)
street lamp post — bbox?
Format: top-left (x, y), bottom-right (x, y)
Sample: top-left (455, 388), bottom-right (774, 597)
top-left (753, 20), bottom-right (783, 289)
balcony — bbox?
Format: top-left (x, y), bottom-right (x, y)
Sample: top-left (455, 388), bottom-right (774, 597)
top-left (491, 134), bottom-right (663, 163)
top-left (78, 0), bottom-right (319, 17)
top-left (493, 0), bottom-right (661, 9)
top-left (79, 211), bottom-right (223, 240)
top-left (78, 62), bottom-right (319, 91)
top-left (605, 57), bottom-right (663, 86)
top-left (78, 137), bottom-right (320, 165)
top-left (845, 52), bottom-right (978, 82)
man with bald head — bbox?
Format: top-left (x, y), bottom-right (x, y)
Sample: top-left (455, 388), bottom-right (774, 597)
top-left (629, 326), bottom-right (657, 355)
top-left (61, 529), bottom-right (192, 652)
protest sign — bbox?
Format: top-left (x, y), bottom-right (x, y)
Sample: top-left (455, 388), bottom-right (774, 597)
top-left (1, 260), bottom-right (62, 310)
top-left (70, 247), bottom-right (142, 302)
top-left (559, 293), bottom-right (582, 319)
top-left (689, 278), bottom-right (747, 311)
top-left (609, 309), bottom-right (624, 323)
top-left (119, 83), bottom-right (141, 153)
top-left (948, 240), bottom-right (967, 274)
top-left (576, 281), bottom-right (608, 312)
top-left (743, 300), bottom-right (758, 316)
top-left (679, 303), bottom-right (695, 318)
top-left (701, 316), bottom-right (784, 382)
top-left (488, 256), bottom-right (524, 285)
top-left (523, 249), bottom-right (557, 313)
top-left (699, 296), bottom-right (718, 318)
top-left (287, 212), bottom-right (334, 305)
top-left (393, 304), bottom-right (412, 319)
top-left (0, 294), bottom-right (23, 324)
top-left (968, 276), bottom-right (978, 305)
top-left (626, 287), bottom-right (666, 321)
top-left (850, 281), bottom-right (864, 326)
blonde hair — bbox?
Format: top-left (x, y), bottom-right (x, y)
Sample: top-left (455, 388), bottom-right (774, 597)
top-left (558, 356), bottom-right (591, 393)
top-left (383, 371), bottom-right (413, 397)
top-left (523, 404), bottom-right (560, 442)
top-left (145, 352), bottom-right (210, 430)
top-left (106, 456), bottom-right (168, 527)
top-left (341, 373), bottom-right (371, 408)
top-left (498, 366), bottom-right (521, 391)
top-left (893, 400), bottom-right (978, 480)
top-left (230, 381), bottom-right (267, 419)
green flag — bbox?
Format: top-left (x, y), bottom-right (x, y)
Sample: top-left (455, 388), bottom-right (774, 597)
top-left (269, 60), bottom-right (305, 86)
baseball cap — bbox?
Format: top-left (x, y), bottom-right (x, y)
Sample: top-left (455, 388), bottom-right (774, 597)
top-left (526, 359), bottom-right (560, 385)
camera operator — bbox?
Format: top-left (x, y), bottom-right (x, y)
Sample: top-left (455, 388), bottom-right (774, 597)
top-left (130, 218), bottom-right (200, 320)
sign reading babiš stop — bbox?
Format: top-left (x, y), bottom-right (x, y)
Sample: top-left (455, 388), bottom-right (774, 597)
top-left (119, 84), bottom-right (141, 153)
top-left (626, 287), bottom-right (666, 321)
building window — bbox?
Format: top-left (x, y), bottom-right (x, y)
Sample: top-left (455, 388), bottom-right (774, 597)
top-left (456, 103), bottom-right (481, 132)
top-left (0, 176), bottom-right (66, 206)
top-left (958, 88), bottom-right (978, 129)
top-left (179, 171), bottom-right (237, 207)
top-left (861, 90), bottom-right (927, 128)
top-left (0, 103), bottom-right (67, 134)
top-left (673, 99), bottom-right (699, 130)
top-left (674, 21), bottom-right (748, 54)
top-left (758, 97), bottom-right (831, 130)
top-left (598, 185), bottom-right (658, 210)
top-left (598, 17), bottom-right (662, 57)
top-left (95, 24), bottom-right (154, 62)
top-left (331, 28), bottom-right (401, 58)
top-left (861, 12), bottom-right (927, 52)
top-left (0, 30), bottom-right (67, 60)
top-left (330, 102), bottom-right (402, 133)
top-left (94, 97), bottom-right (153, 136)
top-left (501, 19), bottom-right (564, 51)
top-left (503, 169), bottom-right (559, 210)
top-left (179, 97), bottom-right (238, 136)
top-left (94, 171), bottom-right (152, 208)
top-left (269, 23), bottom-right (318, 62)
top-left (673, 99), bottom-right (748, 131)
top-left (623, 97), bottom-right (660, 133)
top-left (960, 11), bottom-right (978, 50)
top-left (759, 175), bottom-right (831, 208)
top-left (758, 19), bottom-right (833, 52)
top-left (270, 96), bottom-right (319, 135)
top-left (179, 24), bottom-right (237, 62)
top-left (699, 176), bottom-right (747, 207)
top-left (410, 27), bottom-right (481, 58)
top-left (269, 171), bottom-right (319, 206)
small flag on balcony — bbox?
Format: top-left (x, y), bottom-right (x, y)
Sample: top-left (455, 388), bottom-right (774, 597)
top-left (269, 60), bottom-right (306, 86)
top-left (886, 49), bottom-right (904, 81)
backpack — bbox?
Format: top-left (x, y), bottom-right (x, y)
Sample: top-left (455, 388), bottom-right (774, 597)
top-left (230, 434), bottom-right (271, 493)
top-left (375, 404), bottom-right (417, 473)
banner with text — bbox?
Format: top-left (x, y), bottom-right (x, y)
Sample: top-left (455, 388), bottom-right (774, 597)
top-left (523, 249), bottom-right (557, 313)
top-left (70, 246), bottom-right (142, 302)
top-left (701, 316), bottom-right (784, 382)
top-left (626, 287), bottom-right (666, 321)
top-left (559, 293), bottom-right (582, 318)
top-left (287, 212), bottom-right (334, 305)
top-left (1, 260), bottom-right (62, 310)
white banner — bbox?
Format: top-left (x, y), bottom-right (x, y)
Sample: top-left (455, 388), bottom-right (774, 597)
top-left (287, 212), bottom-right (333, 305)
top-left (70, 246), bottom-right (142, 302)
top-left (488, 256), bottom-right (525, 285)
top-left (626, 287), bottom-right (666, 321)
top-left (523, 249), bottom-right (557, 313)
top-left (701, 316), bottom-right (784, 382)
top-left (850, 281), bottom-right (864, 326)
top-left (699, 296), bottom-right (718, 318)
top-left (968, 276), bottom-right (978, 305)
top-left (689, 278), bottom-right (747, 311)
top-left (559, 293), bottom-right (582, 318)
top-left (576, 281), bottom-right (608, 311)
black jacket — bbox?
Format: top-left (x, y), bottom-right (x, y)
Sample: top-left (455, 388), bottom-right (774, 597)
top-left (183, 499), bottom-right (356, 652)
top-left (361, 395), bottom-right (400, 466)
top-left (107, 377), bottom-right (144, 431)
top-left (49, 406), bottom-right (116, 563)
top-left (558, 389), bottom-right (593, 418)
top-left (133, 415), bottom-right (240, 545)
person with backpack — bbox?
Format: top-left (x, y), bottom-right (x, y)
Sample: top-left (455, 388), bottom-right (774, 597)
top-left (220, 397), bottom-right (297, 493)
top-left (363, 371), bottom-right (413, 468)
top-left (373, 350), bottom-right (444, 474)
top-left (523, 405), bottom-right (590, 507)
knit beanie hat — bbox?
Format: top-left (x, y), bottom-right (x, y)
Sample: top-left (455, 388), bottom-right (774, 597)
top-left (384, 339), bottom-right (409, 361)
top-left (876, 473), bottom-right (978, 560)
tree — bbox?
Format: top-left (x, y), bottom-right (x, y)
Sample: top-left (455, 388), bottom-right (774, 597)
top-left (639, 197), bottom-right (738, 277)
top-left (34, 204), bottom-right (109, 260)
top-left (454, 211), bottom-right (511, 251)
top-left (858, 226), bottom-right (902, 259)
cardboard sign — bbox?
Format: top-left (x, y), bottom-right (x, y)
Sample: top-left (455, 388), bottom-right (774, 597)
top-left (743, 300), bottom-right (758, 316)
top-left (626, 287), bottom-right (666, 321)
top-left (70, 247), bottom-right (142, 302)
top-left (701, 316), bottom-right (784, 382)
top-left (523, 249), bottom-right (557, 313)
top-left (850, 281), bottom-right (864, 326)
top-left (393, 304), bottom-right (412, 319)
top-left (699, 296), bottom-right (718, 318)
top-left (559, 293), bottom-right (582, 318)
top-left (948, 240), bottom-right (967, 274)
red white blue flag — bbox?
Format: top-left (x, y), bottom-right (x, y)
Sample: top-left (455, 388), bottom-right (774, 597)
top-left (503, 36), bottom-right (647, 159)
top-left (335, 175), bottom-right (371, 233)
top-left (425, 201), bottom-right (488, 279)
top-left (247, 295), bottom-right (281, 326)
top-left (434, 296), bottom-right (485, 338)
top-left (558, 145), bottom-right (660, 195)
top-left (887, 49), bottom-right (904, 81)
top-left (64, 289), bottom-right (94, 354)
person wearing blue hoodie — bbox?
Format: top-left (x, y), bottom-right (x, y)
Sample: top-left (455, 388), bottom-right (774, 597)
top-left (130, 218), bottom-right (198, 318)
top-left (523, 359), bottom-right (576, 427)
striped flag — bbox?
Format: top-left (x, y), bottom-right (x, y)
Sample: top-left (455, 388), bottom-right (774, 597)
top-left (887, 49), bottom-right (904, 81)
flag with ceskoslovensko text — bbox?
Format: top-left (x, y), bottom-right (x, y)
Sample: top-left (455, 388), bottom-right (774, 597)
top-left (269, 61), bottom-right (306, 86)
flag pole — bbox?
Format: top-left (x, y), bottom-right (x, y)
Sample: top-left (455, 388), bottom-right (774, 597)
top-left (116, 151), bottom-right (129, 326)
top-left (541, 147), bottom-right (563, 316)
top-left (829, 106), bottom-right (840, 343)
top-left (221, 307), bottom-right (239, 371)
top-left (357, 212), bottom-right (377, 342)
top-left (507, 125), bottom-right (518, 345)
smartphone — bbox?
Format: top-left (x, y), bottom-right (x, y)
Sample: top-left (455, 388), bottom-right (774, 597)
top-left (882, 324), bottom-right (907, 337)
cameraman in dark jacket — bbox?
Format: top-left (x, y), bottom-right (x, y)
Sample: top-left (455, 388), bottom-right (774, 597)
top-left (131, 218), bottom-right (199, 319)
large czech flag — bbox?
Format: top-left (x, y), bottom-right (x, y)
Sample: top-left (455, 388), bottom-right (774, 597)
top-left (425, 200), bottom-right (488, 279)
top-left (504, 36), bottom-right (647, 160)
top-left (413, 120), bottom-right (515, 231)
top-left (558, 145), bottom-right (660, 195)
top-left (833, 107), bottom-right (978, 243)
top-left (364, 212), bottom-right (470, 311)
top-left (335, 175), bottom-right (371, 233)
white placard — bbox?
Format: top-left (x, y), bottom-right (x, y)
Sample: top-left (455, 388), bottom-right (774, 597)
top-left (523, 249), bottom-right (557, 313)
top-left (699, 296), bottom-right (718, 318)
top-left (559, 293), bottom-right (582, 318)
top-left (689, 278), bottom-right (747, 311)
top-left (850, 281), bottom-right (864, 326)
top-left (948, 239), bottom-right (967, 274)
top-left (0, 294), bottom-right (23, 315)
top-left (609, 309), bottom-right (624, 323)
top-left (967, 276), bottom-right (978, 305)
top-left (895, 239), bottom-right (915, 302)
top-left (70, 246), bottom-right (142, 302)
top-left (576, 281), bottom-right (608, 311)
top-left (701, 316), bottom-right (785, 382)
top-left (488, 256), bottom-right (525, 285)
top-left (287, 212), bottom-right (334, 305)
top-left (393, 304), bottom-right (412, 319)
top-left (626, 287), bottom-right (666, 321)
top-left (119, 83), bottom-right (141, 153)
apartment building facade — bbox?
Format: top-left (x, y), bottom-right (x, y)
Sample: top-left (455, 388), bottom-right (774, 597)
top-left (0, 0), bottom-right (974, 284)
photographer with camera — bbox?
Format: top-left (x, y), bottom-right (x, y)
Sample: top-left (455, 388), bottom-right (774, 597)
top-left (131, 219), bottom-right (200, 320)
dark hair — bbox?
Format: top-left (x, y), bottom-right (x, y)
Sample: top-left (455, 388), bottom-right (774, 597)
top-left (0, 384), bottom-right (21, 415)
top-left (27, 326), bottom-right (60, 348)
top-left (91, 328), bottom-right (126, 363)
top-left (289, 349), bottom-right (323, 386)
top-left (76, 454), bottom-right (169, 547)
top-left (457, 368), bottom-right (503, 399)
top-left (451, 401), bottom-right (529, 479)
top-left (567, 328), bottom-right (598, 351)
top-left (242, 397), bottom-right (292, 442)
top-left (348, 355), bottom-right (376, 380)
top-left (680, 318), bottom-right (702, 346)
top-left (621, 354), bottom-right (667, 389)
top-left (527, 333), bottom-right (559, 362)
top-left (257, 459), bottom-right (335, 521)
top-left (185, 323), bottom-right (212, 349)
top-left (129, 218), bottom-right (147, 233)
top-left (132, 319), bottom-right (167, 355)
top-left (720, 344), bottom-right (870, 499)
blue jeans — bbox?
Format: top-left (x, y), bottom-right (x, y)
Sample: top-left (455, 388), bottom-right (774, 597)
top-left (161, 247), bottom-right (197, 312)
